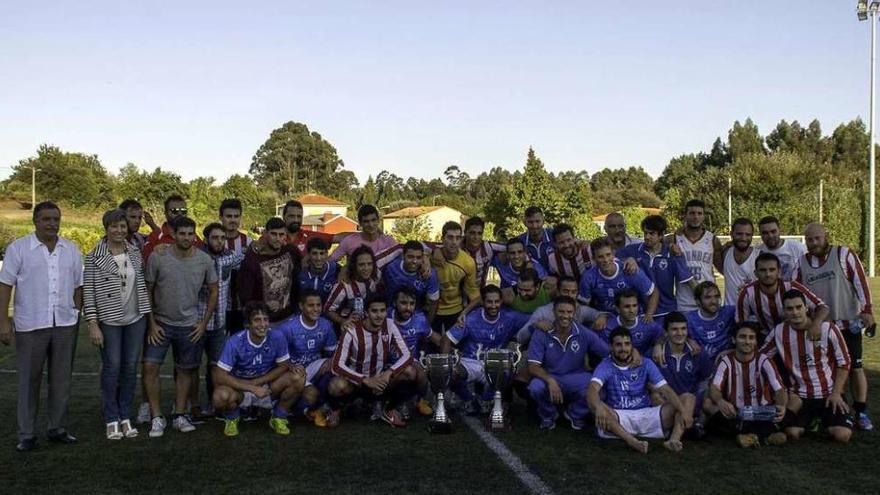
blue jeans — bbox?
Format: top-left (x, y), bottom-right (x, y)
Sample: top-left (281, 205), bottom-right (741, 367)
top-left (99, 317), bottom-right (147, 422)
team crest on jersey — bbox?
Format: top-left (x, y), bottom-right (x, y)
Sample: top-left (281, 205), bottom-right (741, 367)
top-left (413, 280), bottom-right (426, 290)
top-left (616, 281), bottom-right (627, 289)
top-left (634, 331), bottom-right (643, 341)
top-left (684, 360), bottom-right (693, 373)
top-left (570, 340), bottom-right (580, 352)
top-left (658, 259), bottom-right (668, 270)
top-left (707, 331), bottom-right (716, 339)
top-left (297, 242), bottom-right (306, 252)
top-left (630, 371), bottom-right (639, 381)
top-left (748, 385), bottom-right (757, 395)
top-left (323, 282), bottom-right (334, 293)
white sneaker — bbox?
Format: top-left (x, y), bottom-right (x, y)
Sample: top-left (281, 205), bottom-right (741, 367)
top-left (137, 403), bottom-right (151, 424)
top-left (172, 415), bottom-right (196, 433)
top-left (148, 416), bottom-right (166, 438)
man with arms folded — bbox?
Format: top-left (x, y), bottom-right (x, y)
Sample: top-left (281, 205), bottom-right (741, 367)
top-left (587, 327), bottom-right (691, 453)
top-left (618, 215), bottom-right (693, 323)
top-left (527, 296), bottom-right (609, 431)
top-left (329, 294), bottom-right (416, 428)
top-left (704, 321), bottom-right (788, 448)
top-left (579, 238), bottom-right (658, 319)
top-left (276, 289), bottom-right (338, 427)
top-left (761, 289), bottom-right (853, 443)
top-left (213, 301), bottom-right (305, 437)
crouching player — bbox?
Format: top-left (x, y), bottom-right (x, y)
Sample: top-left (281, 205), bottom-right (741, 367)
top-left (212, 302), bottom-right (306, 437)
top-left (527, 296), bottom-right (609, 431)
top-left (277, 289), bottom-right (338, 427)
top-left (329, 294), bottom-right (417, 427)
top-left (704, 321), bottom-right (788, 448)
top-left (654, 312), bottom-right (712, 438)
top-left (390, 287), bottom-right (442, 419)
top-left (440, 285), bottom-right (521, 414)
top-left (587, 327), bottom-right (691, 453)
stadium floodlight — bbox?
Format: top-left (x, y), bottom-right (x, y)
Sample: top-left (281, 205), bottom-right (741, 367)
top-left (858, 0), bottom-right (879, 276)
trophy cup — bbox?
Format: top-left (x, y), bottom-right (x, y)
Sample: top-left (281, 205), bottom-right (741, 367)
top-left (420, 351), bottom-right (459, 434)
top-left (481, 343), bottom-right (523, 431)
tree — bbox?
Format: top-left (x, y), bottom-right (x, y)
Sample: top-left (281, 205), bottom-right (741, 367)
top-left (5, 145), bottom-right (114, 207)
top-left (728, 118), bottom-right (765, 161)
top-left (389, 217), bottom-right (434, 242)
top-left (249, 121), bottom-right (350, 197)
top-left (115, 164), bottom-right (188, 212)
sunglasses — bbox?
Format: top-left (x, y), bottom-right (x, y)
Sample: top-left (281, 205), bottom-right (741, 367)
top-left (170, 208), bottom-right (188, 214)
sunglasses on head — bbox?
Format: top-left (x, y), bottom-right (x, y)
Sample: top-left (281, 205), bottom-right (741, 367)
top-left (170, 208), bottom-right (188, 214)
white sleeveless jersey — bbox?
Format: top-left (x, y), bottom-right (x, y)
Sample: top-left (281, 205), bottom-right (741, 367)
top-left (676, 230), bottom-right (716, 311)
top-left (722, 247), bottom-right (758, 307)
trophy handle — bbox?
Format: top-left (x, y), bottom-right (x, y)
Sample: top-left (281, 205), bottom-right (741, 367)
top-left (511, 342), bottom-right (523, 366)
top-left (419, 350), bottom-right (428, 368)
top-left (452, 349), bottom-right (461, 365)
top-left (475, 343), bottom-right (484, 362)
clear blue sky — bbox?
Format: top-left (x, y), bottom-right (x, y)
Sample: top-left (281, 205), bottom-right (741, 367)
top-left (0, 1), bottom-right (873, 184)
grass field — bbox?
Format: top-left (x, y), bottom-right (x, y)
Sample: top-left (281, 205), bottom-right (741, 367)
top-left (0, 281), bottom-right (878, 495)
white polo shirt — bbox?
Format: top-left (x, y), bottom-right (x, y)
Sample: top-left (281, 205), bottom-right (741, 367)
top-left (0, 233), bottom-right (83, 332)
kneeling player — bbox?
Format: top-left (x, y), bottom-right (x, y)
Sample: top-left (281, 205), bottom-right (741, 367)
top-left (390, 287), bottom-right (441, 419)
top-left (761, 290), bottom-right (853, 443)
top-left (705, 322), bottom-right (788, 448)
top-left (441, 285), bottom-right (521, 414)
top-left (212, 302), bottom-right (306, 437)
top-left (527, 296), bottom-right (609, 431)
top-left (587, 327), bottom-right (691, 453)
top-left (277, 289), bottom-right (338, 427)
top-left (654, 312), bottom-right (712, 438)
top-left (329, 294), bottom-right (417, 427)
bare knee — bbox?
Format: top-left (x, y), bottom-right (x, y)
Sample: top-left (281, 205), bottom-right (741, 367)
top-left (212, 387), bottom-right (237, 411)
top-left (303, 385), bottom-right (319, 405)
top-left (829, 427), bottom-right (852, 444)
top-left (786, 427), bottom-right (804, 440)
top-left (328, 377), bottom-right (353, 397)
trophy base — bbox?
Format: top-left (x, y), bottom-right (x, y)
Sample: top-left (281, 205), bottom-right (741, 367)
top-left (428, 421), bottom-right (454, 434)
top-left (485, 417), bottom-right (512, 432)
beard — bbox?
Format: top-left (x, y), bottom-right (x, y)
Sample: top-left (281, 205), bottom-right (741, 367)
top-left (287, 222), bottom-right (301, 233)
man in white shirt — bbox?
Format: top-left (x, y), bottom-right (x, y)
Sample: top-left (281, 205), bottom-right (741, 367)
top-left (755, 216), bottom-right (806, 282)
top-left (0, 202), bottom-right (84, 452)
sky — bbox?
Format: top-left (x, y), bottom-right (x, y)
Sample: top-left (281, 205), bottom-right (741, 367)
top-left (0, 1), bottom-right (874, 185)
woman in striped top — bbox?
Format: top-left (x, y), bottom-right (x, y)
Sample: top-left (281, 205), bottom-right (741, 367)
top-left (324, 245), bottom-right (382, 331)
top-left (83, 209), bottom-right (152, 441)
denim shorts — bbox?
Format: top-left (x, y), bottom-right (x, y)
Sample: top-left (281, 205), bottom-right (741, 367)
top-left (143, 322), bottom-right (202, 370)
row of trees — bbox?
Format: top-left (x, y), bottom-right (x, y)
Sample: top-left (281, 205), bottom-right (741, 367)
top-left (2, 118), bottom-right (877, 260)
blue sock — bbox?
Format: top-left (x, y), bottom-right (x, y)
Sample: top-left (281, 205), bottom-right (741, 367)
top-left (272, 405), bottom-right (289, 419)
top-left (224, 408), bottom-right (241, 420)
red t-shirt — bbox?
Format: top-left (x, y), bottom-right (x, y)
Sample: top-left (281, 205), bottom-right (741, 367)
top-left (143, 223), bottom-right (203, 261)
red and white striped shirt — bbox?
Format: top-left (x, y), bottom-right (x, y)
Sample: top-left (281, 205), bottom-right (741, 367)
top-left (712, 353), bottom-right (784, 408)
top-left (331, 318), bottom-right (412, 384)
top-left (736, 280), bottom-right (825, 334)
top-left (547, 245), bottom-right (593, 279)
top-left (466, 241), bottom-right (505, 287)
top-left (795, 246), bottom-right (873, 316)
top-left (760, 322), bottom-right (851, 399)
top-left (226, 232), bottom-right (253, 255)
top-left (324, 277), bottom-right (380, 314)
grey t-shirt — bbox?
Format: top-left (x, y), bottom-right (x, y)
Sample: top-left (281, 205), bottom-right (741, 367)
top-left (146, 248), bottom-right (218, 327)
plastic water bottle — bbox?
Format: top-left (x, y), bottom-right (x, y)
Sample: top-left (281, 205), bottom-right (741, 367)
top-left (739, 405), bottom-right (777, 422)
top-left (353, 297), bottom-right (364, 318)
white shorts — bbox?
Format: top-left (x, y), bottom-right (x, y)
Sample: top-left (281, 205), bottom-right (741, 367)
top-left (239, 385), bottom-right (274, 410)
top-left (305, 358), bottom-right (327, 386)
top-left (597, 405), bottom-right (665, 439)
top-left (460, 357), bottom-right (486, 385)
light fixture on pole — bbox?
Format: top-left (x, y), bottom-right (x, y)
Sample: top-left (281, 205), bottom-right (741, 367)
top-left (857, 0), bottom-right (878, 277)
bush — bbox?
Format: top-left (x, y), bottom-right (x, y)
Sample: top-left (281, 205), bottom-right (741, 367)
top-left (62, 226), bottom-right (104, 254)
top-left (0, 224), bottom-right (15, 260)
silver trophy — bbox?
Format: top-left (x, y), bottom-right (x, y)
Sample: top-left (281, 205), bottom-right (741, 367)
top-left (420, 351), bottom-right (460, 434)
top-left (481, 343), bottom-right (523, 431)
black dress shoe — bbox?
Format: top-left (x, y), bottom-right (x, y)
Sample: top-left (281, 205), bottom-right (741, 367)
top-left (16, 438), bottom-right (37, 452)
top-left (47, 431), bottom-right (77, 444)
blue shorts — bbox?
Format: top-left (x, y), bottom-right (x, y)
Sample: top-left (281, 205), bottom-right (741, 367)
top-left (143, 323), bottom-right (201, 370)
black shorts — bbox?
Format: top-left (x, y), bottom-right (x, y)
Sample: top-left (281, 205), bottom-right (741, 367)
top-left (842, 330), bottom-right (863, 369)
top-left (432, 313), bottom-right (460, 335)
top-left (794, 398), bottom-right (854, 430)
top-left (707, 412), bottom-right (783, 439)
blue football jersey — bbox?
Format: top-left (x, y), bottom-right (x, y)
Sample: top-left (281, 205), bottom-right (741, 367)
top-left (527, 322), bottom-right (610, 375)
top-left (298, 262), bottom-right (340, 303)
top-left (447, 308), bottom-right (520, 359)
top-left (217, 329), bottom-right (290, 378)
top-left (491, 258), bottom-right (548, 289)
top-left (275, 314), bottom-right (338, 367)
top-left (686, 306), bottom-right (736, 361)
top-left (658, 343), bottom-right (712, 395)
top-left (618, 243), bottom-right (692, 316)
top-left (381, 260), bottom-right (440, 308)
top-left (388, 308), bottom-right (432, 355)
top-left (578, 261), bottom-right (655, 315)
top-left (516, 229), bottom-right (554, 271)
top-left (602, 316), bottom-right (663, 355)
top-left (591, 357), bottom-right (667, 410)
